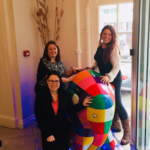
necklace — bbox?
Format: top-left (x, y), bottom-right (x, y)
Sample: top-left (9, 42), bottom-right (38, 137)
top-left (49, 61), bottom-right (58, 71)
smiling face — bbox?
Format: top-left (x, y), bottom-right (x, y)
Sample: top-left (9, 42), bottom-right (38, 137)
top-left (48, 44), bottom-right (58, 59)
top-left (101, 29), bottom-right (112, 45)
top-left (47, 75), bottom-right (60, 92)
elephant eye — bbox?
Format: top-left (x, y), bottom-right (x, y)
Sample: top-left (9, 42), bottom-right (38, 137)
top-left (93, 114), bottom-right (97, 118)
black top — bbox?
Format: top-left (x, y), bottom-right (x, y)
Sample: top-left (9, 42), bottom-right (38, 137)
top-left (36, 58), bottom-right (66, 87)
top-left (34, 88), bottom-right (85, 149)
top-left (34, 58), bottom-right (67, 94)
top-left (94, 45), bottom-right (122, 82)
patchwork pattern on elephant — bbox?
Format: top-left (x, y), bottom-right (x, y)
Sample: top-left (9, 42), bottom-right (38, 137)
top-left (66, 70), bottom-right (116, 150)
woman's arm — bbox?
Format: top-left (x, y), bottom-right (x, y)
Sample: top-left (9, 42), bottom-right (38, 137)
top-left (106, 47), bottom-right (120, 82)
top-left (62, 74), bottom-right (77, 83)
top-left (66, 91), bottom-right (92, 114)
top-left (85, 61), bottom-right (98, 70)
top-left (92, 61), bottom-right (98, 70)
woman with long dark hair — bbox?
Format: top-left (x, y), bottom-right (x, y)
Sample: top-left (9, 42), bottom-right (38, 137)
top-left (34, 71), bottom-right (92, 150)
top-left (87, 25), bottom-right (130, 145)
top-left (35, 40), bottom-right (80, 94)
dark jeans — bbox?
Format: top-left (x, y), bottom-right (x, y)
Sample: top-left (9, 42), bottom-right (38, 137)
top-left (111, 74), bottom-right (128, 121)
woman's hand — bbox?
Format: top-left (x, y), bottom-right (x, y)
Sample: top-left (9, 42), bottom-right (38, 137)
top-left (100, 75), bottom-right (110, 84)
top-left (47, 135), bottom-right (55, 142)
top-left (72, 67), bottom-right (82, 73)
top-left (83, 96), bottom-right (93, 106)
top-left (85, 66), bottom-right (95, 70)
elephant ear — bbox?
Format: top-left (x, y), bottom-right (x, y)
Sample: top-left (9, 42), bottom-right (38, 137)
top-left (67, 88), bottom-right (79, 105)
top-left (72, 93), bottom-right (79, 105)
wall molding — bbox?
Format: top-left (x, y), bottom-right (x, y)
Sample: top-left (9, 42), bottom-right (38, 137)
top-left (86, 0), bottom-right (92, 66)
top-left (18, 114), bottom-right (35, 129)
top-left (0, 114), bottom-right (35, 129)
top-left (0, 115), bottom-right (16, 128)
top-left (75, 0), bottom-right (82, 68)
top-left (75, 50), bottom-right (82, 67)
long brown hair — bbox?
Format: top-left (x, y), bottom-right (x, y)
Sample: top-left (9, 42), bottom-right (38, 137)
top-left (99, 25), bottom-right (116, 64)
top-left (42, 40), bottom-right (61, 62)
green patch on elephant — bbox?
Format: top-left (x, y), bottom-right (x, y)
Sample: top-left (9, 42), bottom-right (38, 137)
top-left (69, 90), bottom-right (75, 98)
top-left (88, 70), bottom-right (102, 77)
top-left (105, 136), bottom-right (110, 143)
top-left (104, 120), bottom-right (112, 134)
top-left (90, 95), bottom-right (105, 109)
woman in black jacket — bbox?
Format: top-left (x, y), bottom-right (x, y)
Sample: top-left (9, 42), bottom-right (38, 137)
top-left (34, 71), bottom-right (92, 150)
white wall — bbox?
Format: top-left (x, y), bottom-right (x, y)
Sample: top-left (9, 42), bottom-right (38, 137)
top-left (46, 0), bottom-right (78, 69)
top-left (0, 0), bottom-right (42, 128)
top-left (12, 0), bottom-right (43, 127)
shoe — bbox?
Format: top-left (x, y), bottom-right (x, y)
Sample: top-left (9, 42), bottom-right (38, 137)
top-left (121, 118), bottom-right (131, 145)
top-left (111, 114), bottom-right (121, 132)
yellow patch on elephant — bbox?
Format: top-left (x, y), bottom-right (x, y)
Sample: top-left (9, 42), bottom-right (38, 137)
top-left (87, 107), bottom-right (105, 123)
top-left (83, 137), bottom-right (94, 145)
top-left (88, 144), bottom-right (98, 150)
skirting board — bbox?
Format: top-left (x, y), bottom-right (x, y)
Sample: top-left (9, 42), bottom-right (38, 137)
top-left (0, 114), bottom-right (35, 129)
top-left (22, 114), bottom-right (35, 129)
top-left (0, 114), bottom-right (17, 128)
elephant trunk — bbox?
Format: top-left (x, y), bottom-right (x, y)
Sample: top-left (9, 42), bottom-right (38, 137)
top-left (87, 120), bottom-right (112, 149)
top-left (88, 133), bottom-right (108, 150)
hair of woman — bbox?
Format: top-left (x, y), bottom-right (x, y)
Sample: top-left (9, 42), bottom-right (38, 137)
top-left (99, 25), bottom-right (116, 64)
top-left (42, 40), bottom-right (61, 62)
top-left (46, 71), bottom-right (63, 96)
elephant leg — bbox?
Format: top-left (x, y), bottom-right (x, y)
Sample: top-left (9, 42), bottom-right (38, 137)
top-left (74, 133), bottom-right (94, 150)
top-left (74, 117), bottom-right (94, 150)
top-left (87, 119), bottom-right (113, 150)
top-left (100, 130), bottom-right (115, 150)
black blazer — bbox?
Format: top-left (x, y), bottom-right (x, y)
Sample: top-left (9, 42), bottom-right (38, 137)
top-left (34, 88), bottom-right (84, 150)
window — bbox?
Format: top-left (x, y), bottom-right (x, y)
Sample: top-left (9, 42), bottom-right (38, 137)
top-left (103, 8), bottom-right (117, 14)
top-left (99, 3), bottom-right (133, 61)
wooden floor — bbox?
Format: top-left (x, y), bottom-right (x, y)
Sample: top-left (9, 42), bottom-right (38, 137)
top-left (0, 122), bottom-right (131, 150)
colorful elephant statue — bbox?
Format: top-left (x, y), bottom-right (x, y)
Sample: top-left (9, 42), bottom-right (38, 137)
top-left (66, 70), bottom-right (116, 150)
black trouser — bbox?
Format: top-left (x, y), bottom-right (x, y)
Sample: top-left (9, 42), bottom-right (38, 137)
top-left (111, 74), bottom-right (128, 121)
